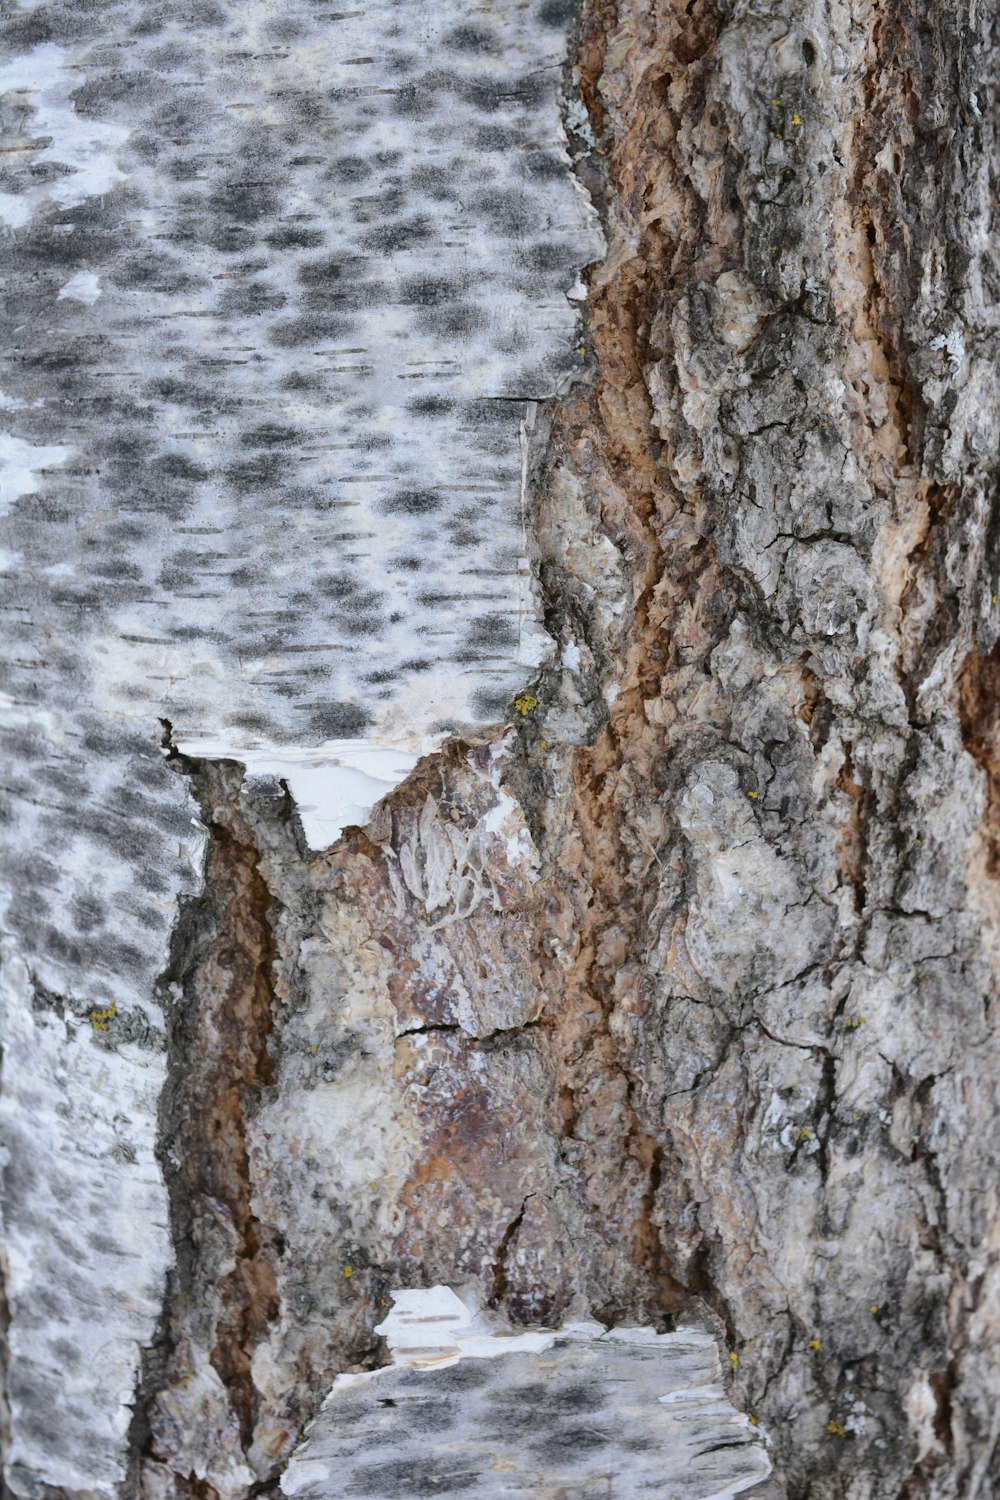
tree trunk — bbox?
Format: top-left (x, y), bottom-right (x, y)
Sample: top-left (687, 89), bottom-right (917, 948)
top-left (2, 2), bottom-right (1000, 1498)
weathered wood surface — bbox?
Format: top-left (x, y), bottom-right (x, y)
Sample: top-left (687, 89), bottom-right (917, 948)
top-left (3, 1), bottom-right (1000, 1498)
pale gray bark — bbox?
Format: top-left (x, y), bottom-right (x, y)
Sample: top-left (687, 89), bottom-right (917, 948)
top-left (3, 1), bottom-right (1000, 1499)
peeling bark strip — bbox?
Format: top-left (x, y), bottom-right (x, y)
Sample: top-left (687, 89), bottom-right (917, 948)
top-left (135, 755), bottom-right (284, 1498)
top-left (4, 1), bottom-right (1000, 1499)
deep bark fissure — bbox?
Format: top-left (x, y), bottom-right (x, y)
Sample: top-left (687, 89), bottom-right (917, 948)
top-left (488, 1196), bottom-right (534, 1310)
top-left (133, 738), bottom-right (285, 1500)
top-left (835, 743), bottom-right (869, 916)
top-left (958, 643), bottom-right (1000, 876)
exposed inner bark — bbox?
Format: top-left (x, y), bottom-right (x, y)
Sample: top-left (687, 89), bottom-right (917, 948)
top-left (137, 753), bottom-right (284, 1500)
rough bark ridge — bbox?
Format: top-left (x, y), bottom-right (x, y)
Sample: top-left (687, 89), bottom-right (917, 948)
top-left (531, 1), bottom-right (1000, 1494)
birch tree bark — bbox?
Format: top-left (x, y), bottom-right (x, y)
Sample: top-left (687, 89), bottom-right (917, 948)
top-left (2, 1), bottom-right (1000, 1498)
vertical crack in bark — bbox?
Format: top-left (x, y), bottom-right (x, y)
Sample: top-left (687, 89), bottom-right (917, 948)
top-left (835, 742), bottom-right (869, 916)
top-left (849, 1), bottom-right (923, 477)
top-left (847, 2), bottom-right (971, 701)
top-left (202, 809), bottom-right (278, 1454)
top-left (133, 740), bottom-right (282, 1500)
top-left (488, 1196), bottom-right (533, 1311)
top-left (958, 644), bottom-right (1000, 877)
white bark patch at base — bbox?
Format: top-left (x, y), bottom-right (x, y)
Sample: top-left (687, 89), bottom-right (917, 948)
top-left (280, 1287), bottom-right (772, 1500)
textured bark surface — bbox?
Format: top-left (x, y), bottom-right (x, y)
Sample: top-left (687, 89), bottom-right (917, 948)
top-left (3, 1), bottom-right (1000, 1498)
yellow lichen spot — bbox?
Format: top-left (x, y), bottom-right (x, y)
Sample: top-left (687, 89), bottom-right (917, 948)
top-left (844, 1015), bottom-right (865, 1030)
top-left (808, 1338), bottom-right (821, 1351)
top-left (514, 692), bottom-right (539, 716)
top-left (89, 1001), bottom-right (117, 1032)
top-left (747, 790), bottom-right (758, 799)
top-left (772, 96), bottom-right (782, 106)
top-left (993, 593), bottom-right (998, 605)
top-left (577, 344), bottom-right (587, 357)
top-left (799, 1126), bottom-right (812, 1140)
top-left (539, 738), bottom-right (548, 749)
top-left (791, 112), bottom-right (802, 126)
top-left (729, 1350), bottom-right (738, 1368)
top-left (774, 132), bottom-right (783, 140)
top-left (309, 1044), bottom-right (318, 1054)
top-left (870, 1303), bottom-right (879, 1315)
top-left (343, 1265), bottom-right (353, 1278)
top-left (748, 1414), bottom-right (758, 1426)
top-left (826, 1419), bottom-right (848, 1438)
